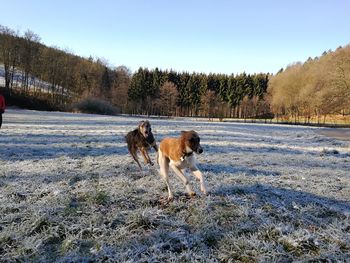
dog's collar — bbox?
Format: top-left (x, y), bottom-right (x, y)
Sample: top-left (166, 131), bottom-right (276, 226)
top-left (183, 151), bottom-right (193, 157)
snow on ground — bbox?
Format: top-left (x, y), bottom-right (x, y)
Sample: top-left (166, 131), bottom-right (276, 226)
top-left (0, 109), bottom-right (349, 262)
top-left (0, 65), bottom-right (63, 94)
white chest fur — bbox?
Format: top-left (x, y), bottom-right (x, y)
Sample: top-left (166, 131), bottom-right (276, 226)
top-left (169, 155), bottom-right (196, 169)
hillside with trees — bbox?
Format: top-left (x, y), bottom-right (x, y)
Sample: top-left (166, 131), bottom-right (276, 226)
top-left (0, 25), bottom-right (131, 112)
top-left (268, 45), bottom-right (350, 124)
top-left (0, 25), bottom-right (270, 118)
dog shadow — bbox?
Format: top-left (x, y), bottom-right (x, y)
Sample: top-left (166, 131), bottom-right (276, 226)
top-left (0, 133), bottom-right (128, 161)
top-left (211, 183), bottom-right (350, 215)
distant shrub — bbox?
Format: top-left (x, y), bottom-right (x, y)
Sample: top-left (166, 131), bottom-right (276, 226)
top-left (1, 88), bottom-right (62, 111)
top-left (73, 98), bottom-right (119, 115)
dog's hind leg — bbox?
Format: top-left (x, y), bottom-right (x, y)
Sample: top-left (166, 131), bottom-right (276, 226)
top-left (129, 146), bottom-right (142, 170)
top-left (158, 151), bottom-right (173, 201)
top-left (170, 164), bottom-right (196, 197)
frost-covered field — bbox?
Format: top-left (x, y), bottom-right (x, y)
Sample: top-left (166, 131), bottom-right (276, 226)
top-left (0, 109), bottom-right (349, 262)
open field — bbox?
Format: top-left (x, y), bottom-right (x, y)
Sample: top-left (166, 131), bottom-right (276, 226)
top-left (0, 109), bottom-right (349, 262)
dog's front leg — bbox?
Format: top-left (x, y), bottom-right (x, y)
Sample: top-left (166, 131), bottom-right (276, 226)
top-left (140, 148), bottom-right (154, 166)
top-left (150, 140), bottom-right (158, 152)
top-left (170, 164), bottom-right (196, 197)
top-left (190, 165), bottom-right (208, 195)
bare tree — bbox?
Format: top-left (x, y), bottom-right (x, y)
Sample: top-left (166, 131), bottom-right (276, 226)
top-left (0, 26), bottom-right (19, 92)
top-left (20, 30), bottom-right (41, 93)
top-left (111, 66), bottom-right (131, 113)
top-left (154, 81), bottom-right (178, 116)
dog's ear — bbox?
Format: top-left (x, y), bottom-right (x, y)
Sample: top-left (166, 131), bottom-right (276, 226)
top-left (183, 130), bottom-right (198, 137)
top-left (139, 120), bottom-right (151, 127)
top-left (191, 130), bottom-right (199, 138)
top-left (190, 130), bottom-right (197, 136)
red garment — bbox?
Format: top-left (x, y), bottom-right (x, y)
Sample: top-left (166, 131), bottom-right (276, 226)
top-left (0, 94), bottom-right (5, 112)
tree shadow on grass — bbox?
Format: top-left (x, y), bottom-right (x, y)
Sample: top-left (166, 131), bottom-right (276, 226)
top-left (0, 133), bottom-right (130, 161)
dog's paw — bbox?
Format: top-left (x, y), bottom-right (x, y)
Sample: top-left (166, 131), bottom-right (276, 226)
top-left (200, 190), bottom-right (209, 196)
top-left (187, 191), bottom-right (196, 198)
top-left (201, 186), bottom-right (208, 196)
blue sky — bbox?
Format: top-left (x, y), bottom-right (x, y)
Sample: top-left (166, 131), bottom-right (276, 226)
top-left (1, 0), bottom-right (349, 74)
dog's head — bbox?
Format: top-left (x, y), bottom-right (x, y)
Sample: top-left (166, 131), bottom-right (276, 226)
top-left (138, 120), bottom-right (152, 138)
top-left (181, 130), bottom-right (203, 154)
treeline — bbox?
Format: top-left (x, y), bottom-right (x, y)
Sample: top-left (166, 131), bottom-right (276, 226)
top-left (1, 25), bottom-right (271, 118)
top-left (0, 25), bottom-right (130, 111)
top-left (268, 45), bottom-right (350, 123)
top-left (128, 68), bottom-right (270, 118)
top-left (2, 25), bottom-right (349, 123)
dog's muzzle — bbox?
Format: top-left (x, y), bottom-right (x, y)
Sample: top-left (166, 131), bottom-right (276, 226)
top-left (197, 146), bottom-right (203, 154)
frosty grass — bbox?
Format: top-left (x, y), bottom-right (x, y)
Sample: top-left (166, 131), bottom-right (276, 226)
top-left (0, 109), bottom-right (349, 262)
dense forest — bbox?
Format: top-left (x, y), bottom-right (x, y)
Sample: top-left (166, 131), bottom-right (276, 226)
top-left (128, 68), bottom-right (270, 118)
top-left (1, 24), bottom-right (349, 123)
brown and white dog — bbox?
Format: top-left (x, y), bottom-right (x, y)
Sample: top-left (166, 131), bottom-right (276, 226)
top-left (158, 130), bottom-right (208, 200)
top-left (125, 120), bottom-right (158, 170)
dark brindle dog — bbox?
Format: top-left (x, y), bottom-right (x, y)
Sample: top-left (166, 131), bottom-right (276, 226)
top-left (125, 120), bottom-right (158, 170)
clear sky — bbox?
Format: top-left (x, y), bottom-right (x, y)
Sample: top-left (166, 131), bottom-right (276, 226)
top-left (1, 0), bottom-right (349, 74)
